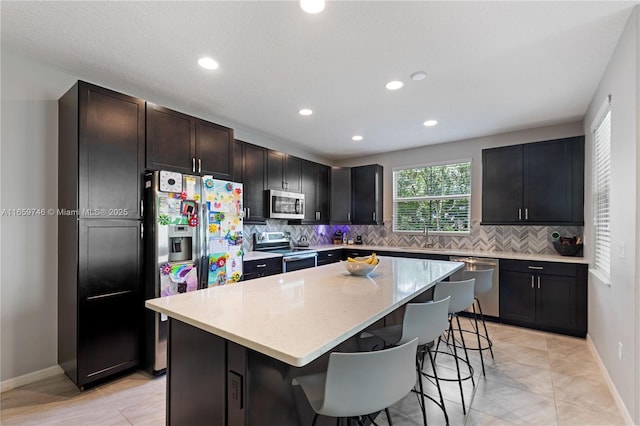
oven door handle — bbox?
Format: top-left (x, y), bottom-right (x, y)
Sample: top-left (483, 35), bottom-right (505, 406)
top-left (283, 253), bottom-right (318, 262)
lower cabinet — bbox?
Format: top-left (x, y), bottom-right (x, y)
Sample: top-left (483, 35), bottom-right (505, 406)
top-left (243, 257), bottom-right (282, 281)
top-left (499, 259), bottom-right (587, 337)
top-left (317, 249), bottom-right (341, 266)
top-left (59, 219), bottom-right (142, 388)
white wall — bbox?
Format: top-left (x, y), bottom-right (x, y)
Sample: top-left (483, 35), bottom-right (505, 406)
top-left (583, 6), bottom-right (639, 423)
top-left (1, 51), bottom-right (75, 381)
top-left (334, 122), bottom-right (584, 226)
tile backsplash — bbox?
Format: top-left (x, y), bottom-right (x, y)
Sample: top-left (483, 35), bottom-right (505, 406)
top-left (244, 219), bottom-right (583, 256)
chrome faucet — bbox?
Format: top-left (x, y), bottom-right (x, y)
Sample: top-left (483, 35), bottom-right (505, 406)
top-left (423, 224), bottom-right (432, 248)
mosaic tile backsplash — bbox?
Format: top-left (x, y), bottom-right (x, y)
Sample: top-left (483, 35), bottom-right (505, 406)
top-left (244, 219), bottom-right (584, 256)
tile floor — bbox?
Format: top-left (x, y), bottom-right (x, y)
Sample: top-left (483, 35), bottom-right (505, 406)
top-left (0, 322), bottom-right (627, 425)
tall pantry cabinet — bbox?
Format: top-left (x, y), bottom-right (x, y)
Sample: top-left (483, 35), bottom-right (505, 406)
top-left (58, 81), bottom-right (144, 388)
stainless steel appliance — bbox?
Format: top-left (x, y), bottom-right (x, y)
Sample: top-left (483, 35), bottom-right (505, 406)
top-left (268, 189), bottom-right (305, 219)
top-left (449, 256), bottom-right (500, 318)
top-left (254, 231), bottom-right (317, 272)
top-left (143, 170), bottom-right (244, 374)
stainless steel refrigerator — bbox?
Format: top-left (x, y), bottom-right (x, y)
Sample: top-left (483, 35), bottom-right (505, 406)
top-left (143, 170), bottom-right (244, 374)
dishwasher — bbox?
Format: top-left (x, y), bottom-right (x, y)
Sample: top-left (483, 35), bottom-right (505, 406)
top-left (449, 256), bottom-right (500, 319)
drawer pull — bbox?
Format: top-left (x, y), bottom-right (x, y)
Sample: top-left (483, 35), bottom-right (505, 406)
top-left (327, 253), bottom-right (334, 257)
top-left (256, 264), bottom-right (267, 268)
top-left (528, 266), bottom-right (544, 270)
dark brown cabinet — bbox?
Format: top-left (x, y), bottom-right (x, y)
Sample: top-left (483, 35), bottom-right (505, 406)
top-left (243, 257), bottom-right (282, 281)
top-left (499, 259), bottom-right (587, 337)
top-left (233, 140), bottom-right (268, 223)
top-left (58, 81), bottom-right (143, 388)
top-left (146, 103), bottom-right (233, 179)
top-left (330, 167), bottom-right (352, 223)
top-left (317, 249), bottom-right (341, 265)
top-left (351, 164), bottom-right (383, 225)
top-left (267, 151), bottom-right (302, 192)
top-left (301, 159), bottom-right (330, 224)
top-left (482, 136), bottom-right (584, 225)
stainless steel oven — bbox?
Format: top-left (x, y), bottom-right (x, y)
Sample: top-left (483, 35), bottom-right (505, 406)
top-left (254, 231), bottom-right (317, 272)
top-left (268, 190), bottom-right (305, 220)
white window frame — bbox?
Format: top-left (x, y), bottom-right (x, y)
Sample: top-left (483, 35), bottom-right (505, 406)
top-left (392, 159), bottom-right (472, 235)
top-left (590, 95), bottom-right (611, 285)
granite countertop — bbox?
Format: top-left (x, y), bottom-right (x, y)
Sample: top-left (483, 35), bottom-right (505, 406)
top-left (146, 257), bottom-right (463, 367)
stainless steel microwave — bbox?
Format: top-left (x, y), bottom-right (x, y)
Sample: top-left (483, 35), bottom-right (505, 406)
top-left (268, 190), bottom-right (305, 219)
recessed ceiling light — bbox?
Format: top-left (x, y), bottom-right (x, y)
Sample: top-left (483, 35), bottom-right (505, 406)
top-left (198, 57), bottom-right (219, 70)
top-left (411, 71), bottom-right (427, 81)
top-left (385, 80), bottom-right (404, 90)
top-left (300, 0), bottom-right (325, 14)
top-left (352, 135), bottom-right (363, 141)
top-left (423, 119), bottom-right (438, 127)
top-left (299, 108), bottom-right (313, 116)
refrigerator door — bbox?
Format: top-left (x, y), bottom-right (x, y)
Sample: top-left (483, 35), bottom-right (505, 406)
top-left (201, 176), bottom-right (244, 286)
top-left (144, 171), bottom-right (204, 374)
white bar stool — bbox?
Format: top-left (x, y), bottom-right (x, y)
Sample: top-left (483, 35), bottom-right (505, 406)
top-left (432, 279), bottom-right (476, 415)
top-left (365, 296), bottom-right (452, 425)
top-left (461, 268), bottom-right (495, 376)
top-left (292, 338), bottom-right (419, 426)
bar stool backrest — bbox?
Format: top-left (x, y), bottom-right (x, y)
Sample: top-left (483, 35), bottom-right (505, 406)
top-left (321, 338), bottom-right (419, 417)
top-left (400, 296), bottom-right (451, 345)
top-left (433, 279), bottom-right (475, 313)
top-left (462, 269), bottom-right (493, 296)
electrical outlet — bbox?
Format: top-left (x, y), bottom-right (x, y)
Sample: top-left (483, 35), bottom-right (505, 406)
top-left (618, 342), bottom-right (623, 360)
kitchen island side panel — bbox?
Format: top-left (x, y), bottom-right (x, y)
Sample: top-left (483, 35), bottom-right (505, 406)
top-left (167, 319), bottom-right (226, 426)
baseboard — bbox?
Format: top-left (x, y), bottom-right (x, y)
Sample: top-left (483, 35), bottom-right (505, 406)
top-left (0, 365), bottom-right (64, 393)
top-left (586, 334), bottom-right (636, 425)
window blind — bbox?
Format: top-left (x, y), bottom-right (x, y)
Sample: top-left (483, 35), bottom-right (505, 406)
top-left (393, 161), bottom-right (471, 233)
top-left (593, 108), bottom-right (611, 280)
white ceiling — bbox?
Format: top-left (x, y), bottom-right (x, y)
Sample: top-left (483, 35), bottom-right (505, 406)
top-left (1, 1), bottom-right (637, 161)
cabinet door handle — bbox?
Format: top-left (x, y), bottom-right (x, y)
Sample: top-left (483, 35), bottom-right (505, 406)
top-left (316, 211), bottom-right (320, 221)
top-left (531, 275), bottom-right (534, 288)
top-left (519, 208), bottom-right (522, 220)
top-left (247, 207), bottom-right (251, 219)
top-left (256, 264), bottom-right (267, 268)
top-left (525, 208), bottom-right (529, 220)
top-left (198, 158), bottom-right (202, 174)
top-left (140, 223), bottom-right (144, 240)
top-left (192, 158), bottom-right (196, 173)
top-left (140, 199), bottom-right (144, 217)
top-left (373, 211), bottom-right (376, 221)
top-left (528, 266), bottom-right (544, 270)
top-left (537, 276), bottom-right (541, 289)
top-left (348, 212), bottom-right (351, 221)
top-left (327, 253), bottom-right (334, 257)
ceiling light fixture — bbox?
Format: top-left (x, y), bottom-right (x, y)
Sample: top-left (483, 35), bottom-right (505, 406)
top-left (411, 71), bottom-right (427, 81)
top-left (423, 119), bottom-right (438, 127)
top-left (300, 0), bottom-right (325, 14)
top-left (299, 108), bottom-right (313, 116)
top-left (198, 57), bottom-right (219, 70)
top-left (385, 80), bottom-right (404, 90)
top-left (352, 135), bottom-right (363, 141)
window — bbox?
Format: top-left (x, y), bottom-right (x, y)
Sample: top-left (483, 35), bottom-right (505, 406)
top-left (592, 100), bottom-right (611, 282)
top-left (393, 160), bottom-right (471, 233)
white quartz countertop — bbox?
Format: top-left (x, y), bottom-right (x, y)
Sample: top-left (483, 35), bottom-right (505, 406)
top-left (308, 244), bottom-right (589, 265)
top-left (146, 257), bottom-right (463, 367)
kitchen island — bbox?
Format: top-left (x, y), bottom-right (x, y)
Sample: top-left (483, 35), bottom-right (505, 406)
top-left (145, 256), bottom-right (463, 425)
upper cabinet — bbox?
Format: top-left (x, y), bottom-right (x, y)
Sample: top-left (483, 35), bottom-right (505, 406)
top-left (351, 164), bottom-right (384, 225)
top-left (301, 159), bottom-right (330, 224)
top-left (146, 103), bottom-right (233, 179)
top-left (330, 167), bottom-right (352, 223)
top-left (482, 136), bottom-right (584, 225)
top-left (59, 81), bottom-right (145, 219)
top-left (233, 140), bottom-right (268, 223)
top-left (267, 151), bottom-right (302, 193)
